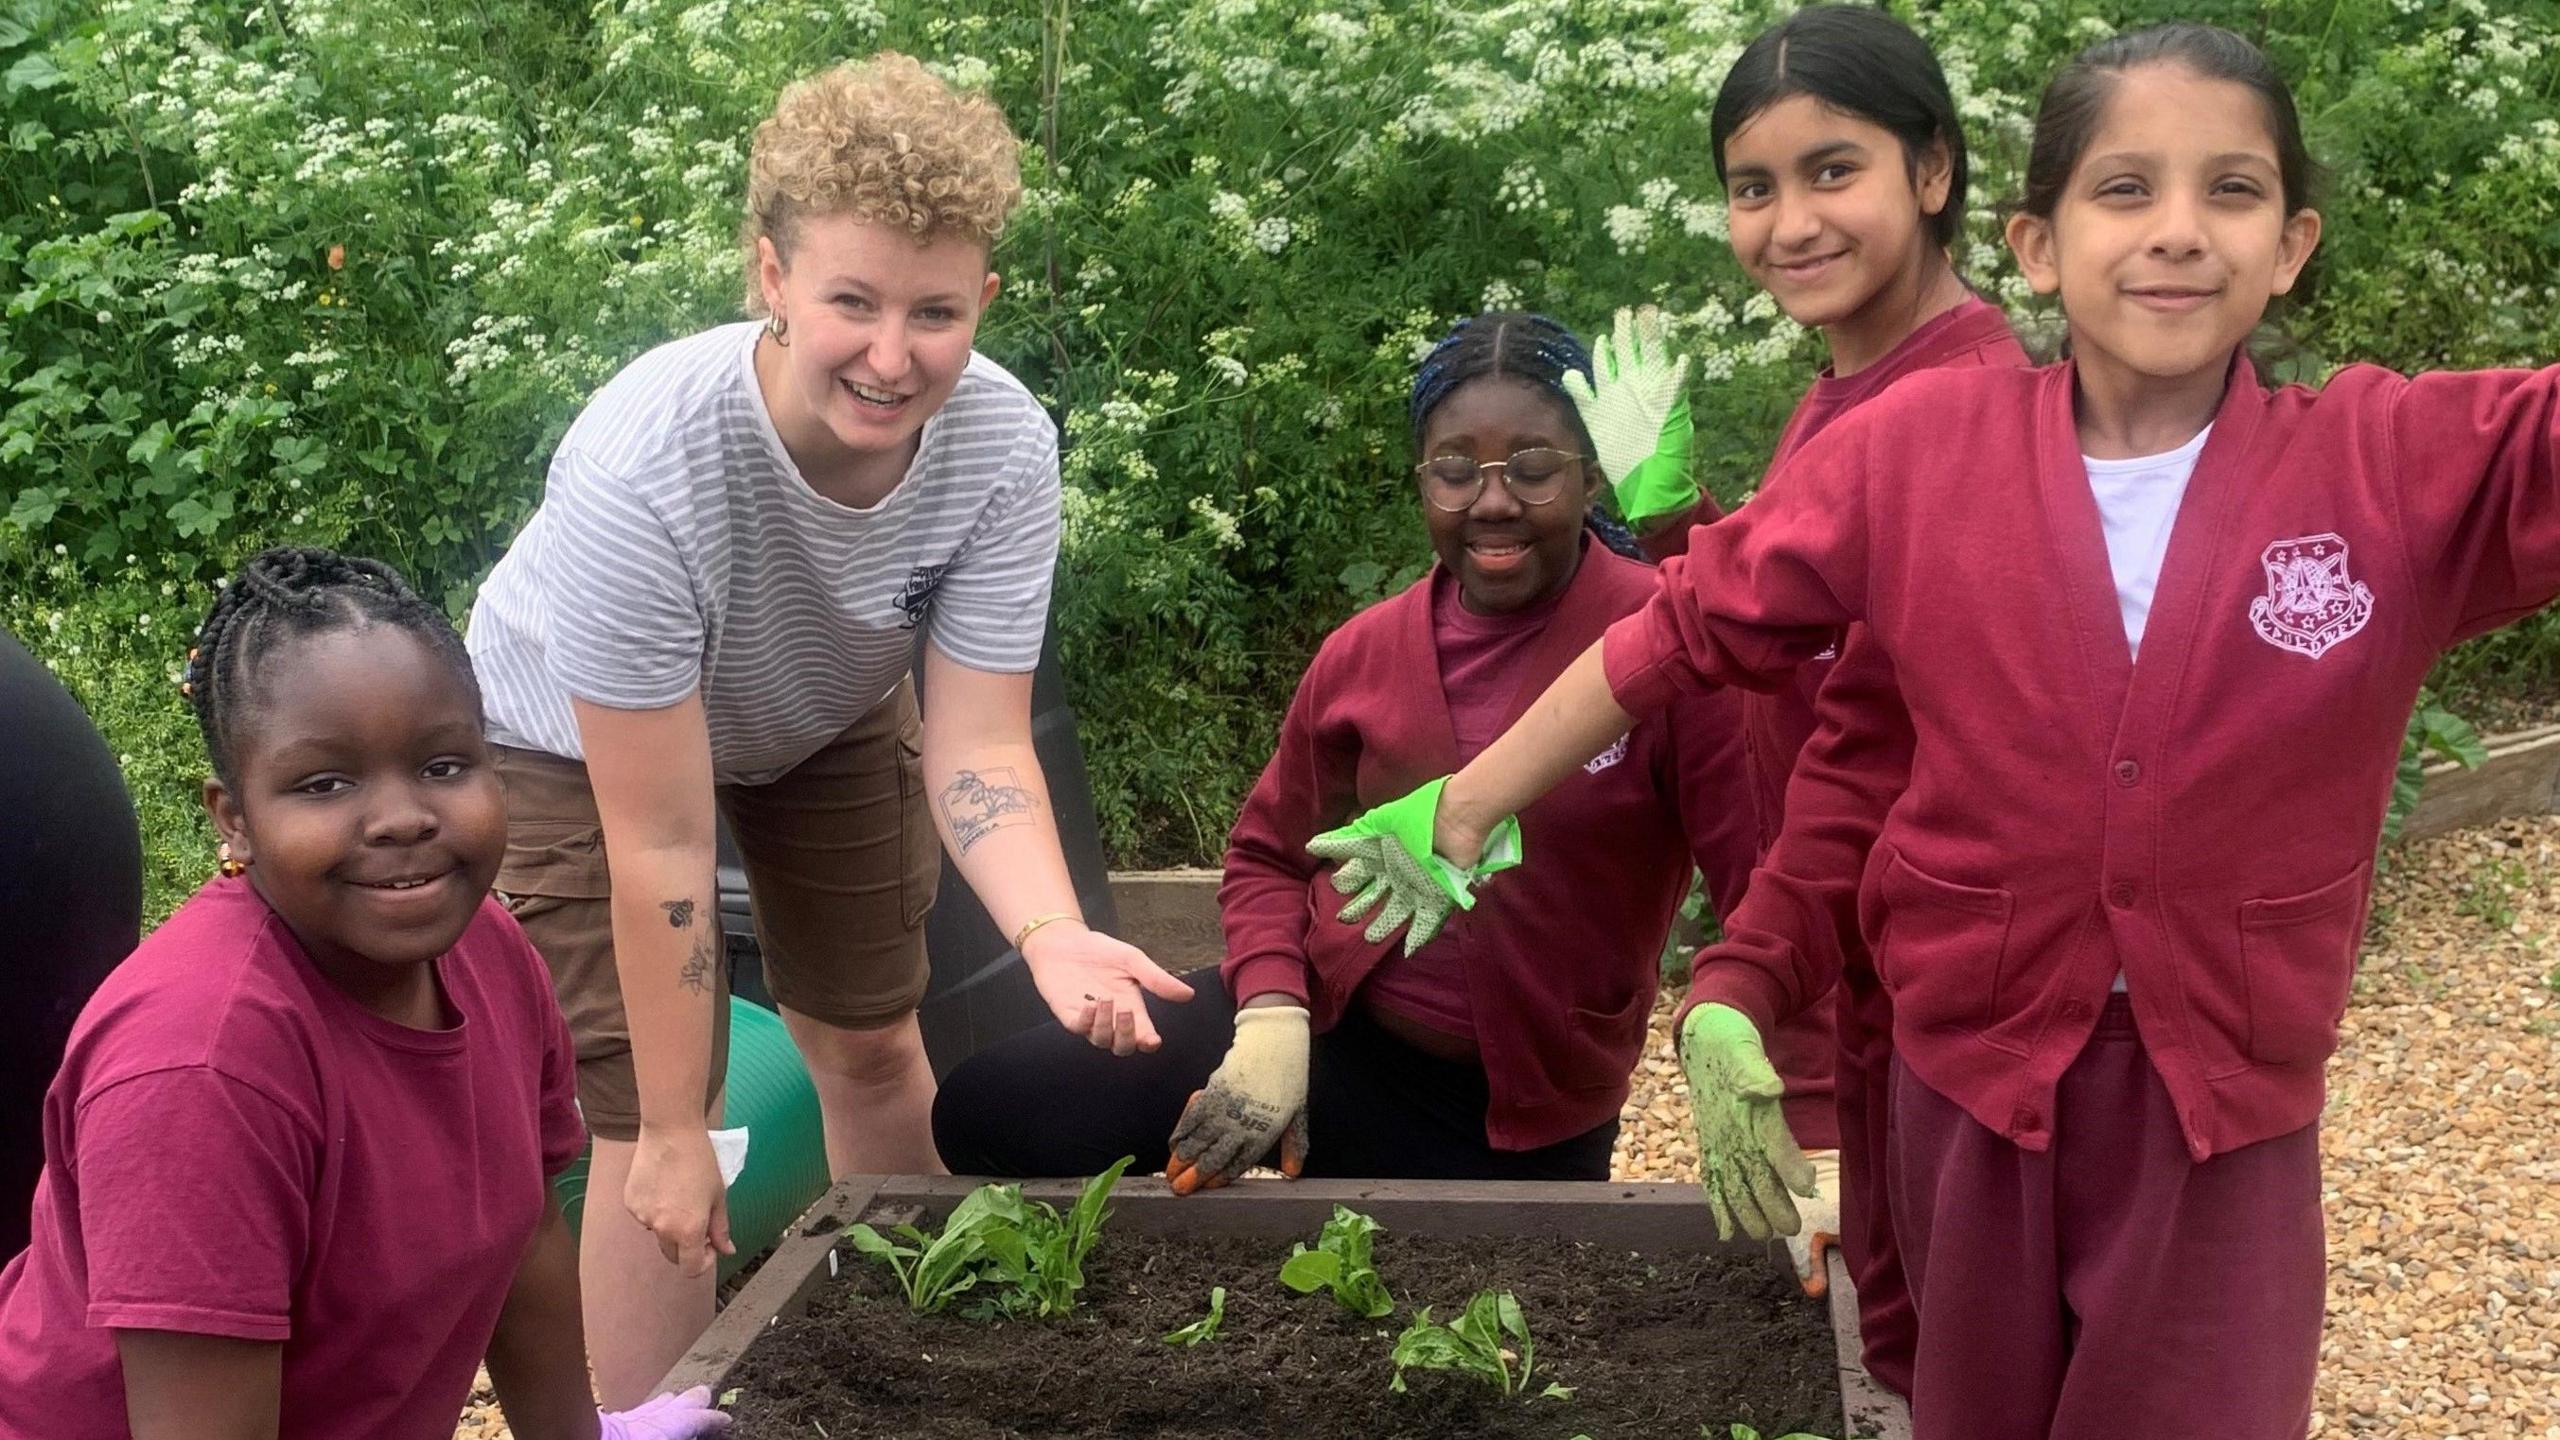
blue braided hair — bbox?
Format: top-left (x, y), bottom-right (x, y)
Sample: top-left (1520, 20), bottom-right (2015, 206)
top-left (1407, 311), bottom-right (1645, 560)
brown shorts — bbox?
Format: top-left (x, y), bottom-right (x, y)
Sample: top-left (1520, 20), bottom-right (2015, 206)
top-left (492, 680), bottom-right (940, 1142)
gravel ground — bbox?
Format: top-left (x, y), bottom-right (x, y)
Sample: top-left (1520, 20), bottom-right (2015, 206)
top-left (456, 816), bottom-right (2560, 1439)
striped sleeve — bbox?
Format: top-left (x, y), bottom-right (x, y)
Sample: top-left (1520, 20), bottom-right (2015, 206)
top-left (927, 411), bottom-right (1061, 673)
top-left (536, 446), bottom-right (705, 710)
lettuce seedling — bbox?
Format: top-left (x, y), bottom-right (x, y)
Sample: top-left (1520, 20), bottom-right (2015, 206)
top-left (1389, 1289), bottom-right (1569, 1401)
top-left (845, 1157), bottom-right (1134, 1318)
top-left (844, 1181), bottom-right (1019, 1314)
top-left (975, 1156), bottom-right (1135, 1318)
top-left (1278, 1205), bottom-right (1395, 1319)
top-left (1161, 1286), bottom-right (1228, 1347)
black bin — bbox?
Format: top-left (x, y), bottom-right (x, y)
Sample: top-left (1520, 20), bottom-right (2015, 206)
top-left (718, 618), bottom-right (1117, 1076)
top-left (2, 630), bottom-right (143, 1257)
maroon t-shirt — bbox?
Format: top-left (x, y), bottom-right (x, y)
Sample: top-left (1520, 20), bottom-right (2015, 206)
top-left (0, 877), bottom-right (584, 1440)
top-left (1363, 573), bottom-right (1566, 1038)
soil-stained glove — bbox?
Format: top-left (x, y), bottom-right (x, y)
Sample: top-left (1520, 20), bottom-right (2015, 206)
top-left (1306, 778), bottom-right (1521, 955)
top-left (1678, 1003), bottom-right (1820, 1243)
top-left (1785, 1148), bottom-right (1842, 1298)
top-left (1562, 305), bottom-right (1697, 531)
top-left (598, 1385), bottom-right (733, 1439)
top-left (1166, 1005), bottom-right (1311, 1195)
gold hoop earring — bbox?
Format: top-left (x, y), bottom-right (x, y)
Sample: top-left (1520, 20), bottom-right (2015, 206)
top-left (217, 841), bottom-right (247, 879)
top-left (768, 312), bottom-right (790, 348)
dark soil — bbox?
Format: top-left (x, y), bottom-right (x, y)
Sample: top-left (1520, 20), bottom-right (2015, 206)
top-left (724, 1216), bottom-right (1843, 1439)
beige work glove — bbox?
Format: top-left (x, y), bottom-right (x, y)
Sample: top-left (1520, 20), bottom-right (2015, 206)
top-left (1165, 1005), bottom-right (1310, 1194)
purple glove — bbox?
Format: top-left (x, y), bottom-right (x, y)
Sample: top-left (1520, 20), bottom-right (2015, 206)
top-left (597, 1385), bottom-right (734, 1439)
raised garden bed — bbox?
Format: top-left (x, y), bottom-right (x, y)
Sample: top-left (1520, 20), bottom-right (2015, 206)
top-left (664, 1176), bottom-right (1909, 1439)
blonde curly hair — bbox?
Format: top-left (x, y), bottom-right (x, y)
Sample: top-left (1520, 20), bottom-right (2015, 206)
top-left (742, 52), bottom-right (1024, 314)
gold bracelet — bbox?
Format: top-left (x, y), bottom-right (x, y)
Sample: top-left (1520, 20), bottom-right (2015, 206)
top-left (1011, 911), bottom-right (1082, 952)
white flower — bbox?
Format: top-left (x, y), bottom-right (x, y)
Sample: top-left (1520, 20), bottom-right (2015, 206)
top-left (1206, 354), bottom-right (1249, 387)
top-left (1480, 279), bottom-right (1521, 311)
top-left (1604, 204), bottom-right (1653, 254)
top-left (1250, 216), bottom-right (1294, 254)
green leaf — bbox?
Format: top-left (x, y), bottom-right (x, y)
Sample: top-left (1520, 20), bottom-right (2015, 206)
top-left (2, 50), bottom-right (60, 93)
top-left (7, 484), bottom-right (63, 529)
top-left (1161, 1286), bottom-right (1227, 1346)
top-left (0, 17), bottom-right (30, 46)
top-left (1065, 1155), bottom-right (1133, 1263)
top-left (1279, 1248), bottom-right (1341, 1294)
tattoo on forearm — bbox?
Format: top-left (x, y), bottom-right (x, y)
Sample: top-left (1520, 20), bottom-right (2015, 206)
top-left (679, 924), bottom-right (717, 994)
top-left (660, 898), bottom-right (695, 928)
top-left (939, 768), bottom-right (1040, 855)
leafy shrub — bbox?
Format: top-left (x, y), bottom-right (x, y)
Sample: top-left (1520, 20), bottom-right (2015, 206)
top-left (7, 0), bottom-right (2560, 902)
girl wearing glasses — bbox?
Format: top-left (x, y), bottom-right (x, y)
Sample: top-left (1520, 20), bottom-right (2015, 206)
top-left (929, 312), bottom-right (1758, 1184)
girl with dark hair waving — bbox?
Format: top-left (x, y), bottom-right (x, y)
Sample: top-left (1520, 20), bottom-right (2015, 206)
top-left (1317, 21), bottom-right (2560, 1438)
top-left (0, 549), bottom-right (728, 1440)
top-left (931, 314), bottom-right (1758, 1185)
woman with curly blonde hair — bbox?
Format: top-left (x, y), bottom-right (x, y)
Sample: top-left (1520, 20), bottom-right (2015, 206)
top-left (467, 53), bottom-right (1191, 1402)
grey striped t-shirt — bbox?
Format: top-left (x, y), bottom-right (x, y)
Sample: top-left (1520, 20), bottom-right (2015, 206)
top-left (468, 321), bottom-right (1060, 785)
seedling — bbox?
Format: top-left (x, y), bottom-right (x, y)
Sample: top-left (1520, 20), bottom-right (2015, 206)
top-left (1161, 1286), bottom-right (1228, 1346)
top-left (1388, 1289), bottom-right (1569, 1401)
top-left (844, 1182), bottom-right (1017, 1315)
top-left (973, 1156), bottom-right (1136, 1318)
top-left (1279, 1205), bottom-right (1395, 1319)
top-left (1716, 1425), bottom-right (1839, 1440)
top-left (845, 1157), bottom-right (1134, 1318)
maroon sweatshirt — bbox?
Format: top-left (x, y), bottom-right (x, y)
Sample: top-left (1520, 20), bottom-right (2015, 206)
top-left (1652, 297), bottom-right (2029, 1150)
top-left (1608, 356), bottom-right (2560, 1161)
top-left (1222, 539), bottom-right (1758, 1150)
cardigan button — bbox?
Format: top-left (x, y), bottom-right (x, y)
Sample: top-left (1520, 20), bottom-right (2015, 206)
top-left (2107, 881), bottom-right (2137, 909)
top-left (2113, 758), bottom-right (2141, 785)
top-left (2010, 1106), bottom-right (2044, 1136)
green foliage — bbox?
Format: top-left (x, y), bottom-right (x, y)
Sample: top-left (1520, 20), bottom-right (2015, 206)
top-left (845, 1158), bottom-right (1132, 1319)
top-left (1388, 1289), bottom-right (1570, 1401)
top-left (1714, 1427), bottom-right (1836, 1440)
top-left (1278, 1204), bottom-right (1395, 1319)
top-left (7, 0), bottom-right (2560, 901)
top-left (2386, 691), bottom-right (2490, 847)
top-left (1160, 1285), bottom-right (1227, 1347)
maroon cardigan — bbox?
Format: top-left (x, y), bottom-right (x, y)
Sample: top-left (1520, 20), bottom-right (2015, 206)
top-left (1221, 540), bottom-right (1757, 1150)
top-left (1647, 298), bottom-right (2028, 1149)
top-left (1612, 356), bottom-right (2560, 1161)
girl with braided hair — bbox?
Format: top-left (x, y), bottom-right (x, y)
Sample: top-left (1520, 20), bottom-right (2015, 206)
top-left (0, 547), bottom-right (729, 1440)
top-left (931, 313), bottom-right (1758, 1184)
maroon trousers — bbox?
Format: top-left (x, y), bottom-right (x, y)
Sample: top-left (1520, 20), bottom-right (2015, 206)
top-left (1833, 954), bottom-right (1916, 1397)
top-left (1887, 995), bottom-right (2323, 1440)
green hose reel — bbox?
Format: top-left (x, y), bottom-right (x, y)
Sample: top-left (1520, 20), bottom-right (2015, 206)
top-left (551, 996), bottom-right (830, 1281)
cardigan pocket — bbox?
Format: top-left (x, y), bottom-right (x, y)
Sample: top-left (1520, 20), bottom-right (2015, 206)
top-left (1875, 849), bottom-right (2018, 1050)
top-left (2236, 863), bottom-right (2369, 1067)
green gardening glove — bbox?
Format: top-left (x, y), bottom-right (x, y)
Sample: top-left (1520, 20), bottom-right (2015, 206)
top-left (1562, 305), bottom-right (1698, 531)
top-left (1306, 778), bottom-right (1522, 955)
top-left (1678, 1003), bottom-right (1820, 1242)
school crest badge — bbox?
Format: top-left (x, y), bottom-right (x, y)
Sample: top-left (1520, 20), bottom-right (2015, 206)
top-left (2247, 533), bottom-right (2373, 660)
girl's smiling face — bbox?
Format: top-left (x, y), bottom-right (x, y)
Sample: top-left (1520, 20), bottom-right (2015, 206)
top-left (1416, 376), bottom-right (1599, 615)
top-left (1722, 94), bottom-right (1952, 336)
top-left (206, 627), bottom-right (505, 1010)
top-left (2006, 63), bottom-right (2321, 394)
